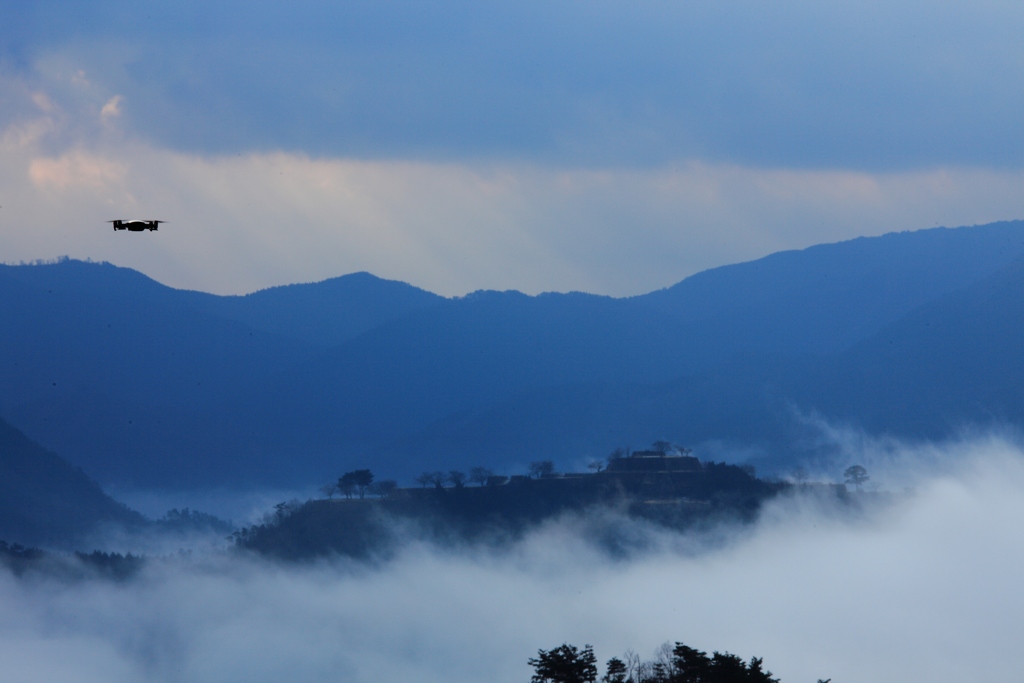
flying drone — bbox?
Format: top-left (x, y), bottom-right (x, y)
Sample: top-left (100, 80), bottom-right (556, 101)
top-left (108, 219), bottom-right (165, 232)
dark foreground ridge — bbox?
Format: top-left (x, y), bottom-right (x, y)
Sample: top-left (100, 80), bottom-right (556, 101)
top-left (529, 641), bottom-right (831, 683)
top-left (0, 540), bottom-right (144, 581)
top-left (234, 450), bottom-right (841, 560)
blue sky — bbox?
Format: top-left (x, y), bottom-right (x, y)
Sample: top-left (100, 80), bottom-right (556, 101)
top-left (2, 1), bottom-right (1024, 295)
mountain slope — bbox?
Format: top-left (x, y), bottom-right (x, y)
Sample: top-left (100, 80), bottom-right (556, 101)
top-left (386, 253), bottom-right (1024, 476)
top-left (0, 415), bottom-right (143, 546)
top-left (635, 220), bottom-right (1024, 369)
top-left (797, 254), bottom-right (1024, 436)
top-left (3, 220), bottom-right (1024, 488)
top-left (186, 271), bottom-right (445, 348)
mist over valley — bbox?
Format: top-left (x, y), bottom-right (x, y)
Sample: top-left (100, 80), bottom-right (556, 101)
top-left (3, 438), bottom-right (1024, 683)
top-left (6, 3), bottom-right (1024, 675)
top-left (3, 220), bottom-right (1024, 680)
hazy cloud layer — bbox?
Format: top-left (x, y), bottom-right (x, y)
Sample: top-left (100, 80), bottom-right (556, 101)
top-left (5, 1), bottom-right (1024, 169)
top-left (4, 95), bottom-right (1024, 296)
top-left (3, 438), bottom-right (1024, 682)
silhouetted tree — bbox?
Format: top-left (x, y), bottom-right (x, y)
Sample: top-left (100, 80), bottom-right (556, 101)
top-left (602, 657), bottom-right (627, 683)
top-left (530, 644), bottom-right (598, 683)
top-left (337, 475), bottom-right (356, 499)
top-left (622, 650), bottom-right (641, 683)
top-left (669, 643), bottom-right (710, 682)
top-left (266, 500), bottom-right (300, 524)
top-left (415, 472), bottom-right (434, 488)
top-left (607, 448), bottom-right (627, 467)
top-left (320, 483), bottom-right (338, 500)
top-left (448, 470), bottom-right (467, 488)
top-left (652, 440), bottom-right (673, 453)
top-left (469, 466), bottom-right (493, 486)
top-left (352, 469), bottom-right (374, 498)
top-left (339, 469), bottom-right (374, 499)
top-left (529, 460), bottom-right (556, 479)
top-left (667, 642), bottom-right (779, 683)
top-left (587, 460), bottom-right (604, 473)
top-left (844, 465), bottom-right (869, 491)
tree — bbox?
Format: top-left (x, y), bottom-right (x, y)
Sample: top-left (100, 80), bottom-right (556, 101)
top-left (265, 499), bottom-right (299, 525)
top-left (670, 643), bottom-right (710, 682)
top-left (844, 465), bottom-right (869, 491)
top-left (652, 440), bottom-right (673, 454)
top-left (602, 658), bottom-right (627, 683)
top-left (340, 469), bottom-right (374, 499)
top-left (587, 460), bottom-right (604, 473)
top-left (469, 466), bottom-right (493, 486)
top-left (529, 460), bottom-right (556, 479)
top-left (337, 476), bottom-right (356, 499)
top-left (529, 644), bottom-right (598, 683)
top-left (415, 472), bottom-right (434, 488)
top-left (667, 642), bottom-right (779, 683)
top-left (320, 483), bottom-right (338, 500)
top-left (448, 470), bottom-right (467, 488)
top-left (352, 469), bottom-right (374, 498)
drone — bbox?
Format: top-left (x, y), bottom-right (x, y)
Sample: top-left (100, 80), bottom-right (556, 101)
top-left (108, 219), bottom-right (165, 232)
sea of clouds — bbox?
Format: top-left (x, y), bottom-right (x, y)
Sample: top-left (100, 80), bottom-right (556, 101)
top-left (4, 435), bottom-right (1024, 682)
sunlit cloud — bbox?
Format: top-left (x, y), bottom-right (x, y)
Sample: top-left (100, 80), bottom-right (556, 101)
top-left (100, 94), bottom-right (122, 121)
top-left (2, 79), bottom-right (1024, 296)
top-left (28, 150), bottom-right (125, 190)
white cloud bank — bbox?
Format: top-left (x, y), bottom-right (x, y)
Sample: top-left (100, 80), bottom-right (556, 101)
top-left (2, 87), bottom-right (1024, 296)
top-left (3, 438), bottom-right (1024, 683)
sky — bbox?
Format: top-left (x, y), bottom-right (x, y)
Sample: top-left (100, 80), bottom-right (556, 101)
top-left (3, 1), bottom-right (1024, 295)
top-left (4, 436), bottom-right (1024, 683)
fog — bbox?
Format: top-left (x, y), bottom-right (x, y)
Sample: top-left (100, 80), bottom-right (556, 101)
top-left (5, 438), bottom-right (1024, 682)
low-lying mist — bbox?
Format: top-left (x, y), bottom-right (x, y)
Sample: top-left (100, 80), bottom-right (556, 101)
top-left (5, 436), bottom-right (1024, 683)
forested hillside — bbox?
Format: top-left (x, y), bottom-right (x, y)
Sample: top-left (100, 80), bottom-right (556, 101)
top-left (0, 416), bottom-right (144, 546)
top-left (2, 221), bottom-right (1023, 489)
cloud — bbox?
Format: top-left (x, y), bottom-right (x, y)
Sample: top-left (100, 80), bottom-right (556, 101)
top-left (3, 107), bottom-right (1024, 297)
top-left (5, 1), bottom-right (1024, 169)
top-left (31, 92), bottom-right (54, 113)
top-left (28, 150), bottom-right (125, 190)
top-left (2, 437), bottom-right (1024, 682)
top-left (100, 95), bottom-right (122, 121)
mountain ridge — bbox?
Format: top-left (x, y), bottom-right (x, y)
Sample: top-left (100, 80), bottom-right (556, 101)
top-left (3, 220), bottom-right (1023, 488)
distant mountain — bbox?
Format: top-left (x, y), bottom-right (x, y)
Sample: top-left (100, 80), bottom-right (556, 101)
top-left (797, 253), bottom-right (1024, 436)
top-left (186, 271), bottom-right (445, 348)
top-left (2, 220), bottom-right (1023, 488)
top-left (634, 221), bottom-right (1024, 369)
top-left (0, 415), bottom-right (143, 546)
top-left (380, 249), bottom-right (1024, 474)
top-left (0, 262), bottom-right (444, 487)
top-left (245, 291), bottom-right (698, 455)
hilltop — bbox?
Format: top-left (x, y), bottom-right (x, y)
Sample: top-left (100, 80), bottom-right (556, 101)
top-left (233, 450), bottom-right (809, 560)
